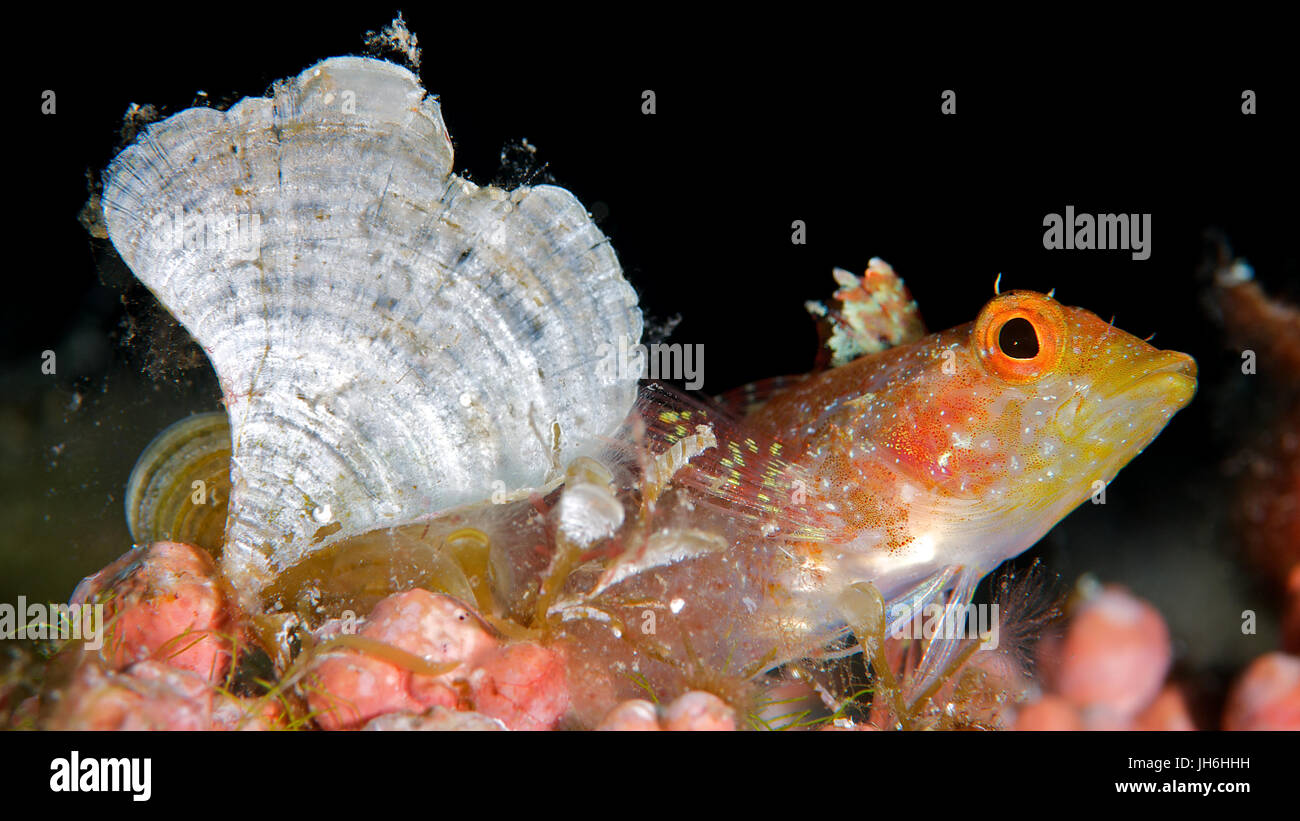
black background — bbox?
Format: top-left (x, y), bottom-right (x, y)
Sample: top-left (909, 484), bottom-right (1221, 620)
top-left (11, 10), bottom-right (1296, 389)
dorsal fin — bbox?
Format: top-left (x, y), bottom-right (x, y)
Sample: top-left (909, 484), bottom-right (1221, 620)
top-left (805, 258), bottom-right (926, 369)
top-left (712, 374), bottom-right (808, 417)
top-left (621, 382), bottom-right (836, 543)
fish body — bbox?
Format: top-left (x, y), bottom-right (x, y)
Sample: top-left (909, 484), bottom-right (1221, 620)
top-left (563, 289), bottom-right (1197, 704)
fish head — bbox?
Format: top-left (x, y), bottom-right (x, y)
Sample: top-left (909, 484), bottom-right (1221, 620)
top-left (834, 289), bottom-right (1196, 574)
top-left (963, 288), bottom-right (1196, 500)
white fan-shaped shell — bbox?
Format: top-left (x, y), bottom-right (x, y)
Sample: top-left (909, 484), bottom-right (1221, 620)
top-left (101, 57), bottom-right (643, 606)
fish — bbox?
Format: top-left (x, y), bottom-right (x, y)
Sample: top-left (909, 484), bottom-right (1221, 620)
top-left (550, 281), bottom-right (1197, 717)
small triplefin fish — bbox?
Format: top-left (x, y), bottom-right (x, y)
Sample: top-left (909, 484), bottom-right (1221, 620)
top-left (552, 272), bottom-right (1197, 717)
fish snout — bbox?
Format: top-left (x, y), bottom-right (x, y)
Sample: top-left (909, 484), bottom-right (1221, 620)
top-left (1050, 348), bottom-right (1196, 449)
top-left (1116, 350), bottom-right (1198, 410)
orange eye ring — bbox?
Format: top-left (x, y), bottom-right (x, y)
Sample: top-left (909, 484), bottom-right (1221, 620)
top-left (973, 291), bottom-right (1067, 384)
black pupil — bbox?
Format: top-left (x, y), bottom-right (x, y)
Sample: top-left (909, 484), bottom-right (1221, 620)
top-left (998, 317), bottom-right (1039, 359)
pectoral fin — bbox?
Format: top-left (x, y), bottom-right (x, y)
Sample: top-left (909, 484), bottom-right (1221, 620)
top-left (905, 565), bottom-right (984, 707)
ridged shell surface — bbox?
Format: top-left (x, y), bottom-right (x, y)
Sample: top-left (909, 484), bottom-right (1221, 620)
top-left (101, 57), bottom-right (643, 606)
top-left (125, 412), bottom-right (232, 553)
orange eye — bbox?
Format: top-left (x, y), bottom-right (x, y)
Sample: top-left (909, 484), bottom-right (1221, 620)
top-left (974, 291), bottom-right (1066, 384)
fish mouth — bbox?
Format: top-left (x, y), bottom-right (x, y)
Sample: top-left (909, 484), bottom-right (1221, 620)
top-left (1058, 349), bottom-right (1197, 450)
top-left (1102, 350), bottom-right (1198, 409)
